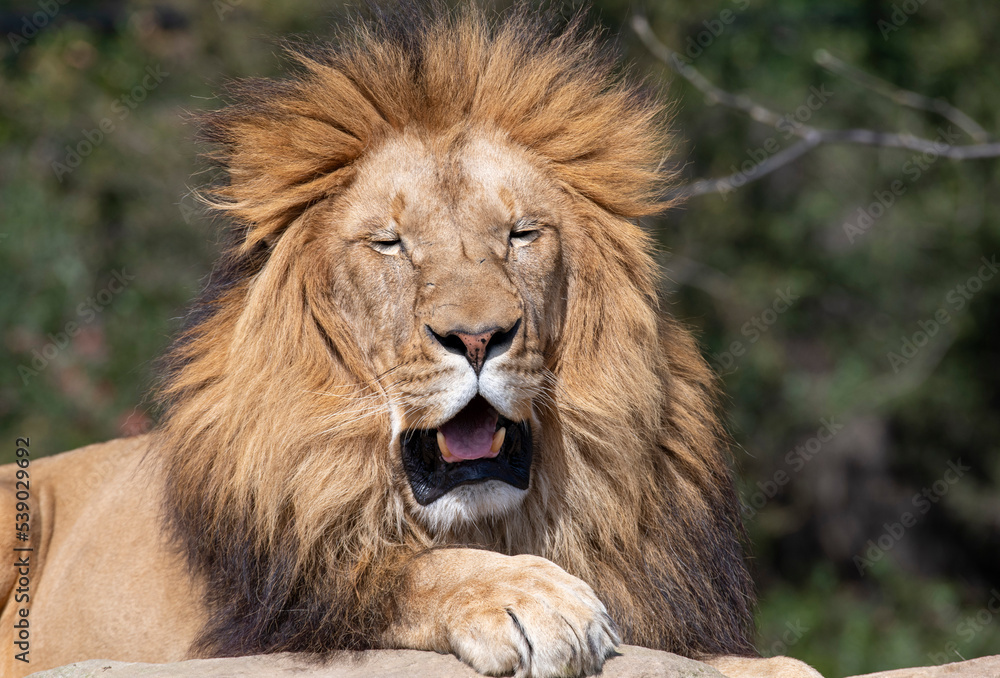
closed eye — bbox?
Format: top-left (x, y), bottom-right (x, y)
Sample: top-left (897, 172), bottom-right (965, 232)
top-left (509, 228), bottom-right (541, 248)
top-left (369, 237), bottom-right (402, 255)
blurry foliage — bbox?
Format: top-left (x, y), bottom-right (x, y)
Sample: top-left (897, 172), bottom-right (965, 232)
top-left (1, 0), bottom-right (998, 673)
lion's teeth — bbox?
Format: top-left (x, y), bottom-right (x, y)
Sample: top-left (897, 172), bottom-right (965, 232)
top-left (490, 427), bottom-right (506, 455)
top-left (436, 431), bottom-right (457, 462)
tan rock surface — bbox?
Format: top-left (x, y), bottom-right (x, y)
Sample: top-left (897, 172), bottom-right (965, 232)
top-left (26, 649), bottom-right (1000, 678)
top-left (27, 645), bottom-right (724, 678)
top-left (846, 655), bottom-right (1000, 678)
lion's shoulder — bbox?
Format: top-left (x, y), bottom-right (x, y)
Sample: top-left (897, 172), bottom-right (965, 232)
top-left (2, 435), bottom-right (202, 675)
top-left (1, 435), bottom-right (151, 502)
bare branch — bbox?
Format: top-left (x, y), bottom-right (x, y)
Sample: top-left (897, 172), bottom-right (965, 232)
top-left (813, 49), bottom-right (990, 143)
top-left (631, 15), bottom-right (1000, 199)
top-left (667, 137), bottom-right (820, 200)
top-left (812, 128), bottom-right (1000, 159)
top-left (633, 16), bottom-right (786, 128)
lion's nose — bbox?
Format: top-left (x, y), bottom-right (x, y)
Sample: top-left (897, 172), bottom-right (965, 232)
top-left (429, 319), bottom-right (521, 373)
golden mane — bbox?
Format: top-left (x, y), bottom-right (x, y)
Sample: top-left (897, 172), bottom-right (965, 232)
top-left (156, 3), bottom-right (754, 660)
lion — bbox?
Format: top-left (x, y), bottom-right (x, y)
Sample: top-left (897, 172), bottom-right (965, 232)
top-left (1, 5), bottom-right (823, 678)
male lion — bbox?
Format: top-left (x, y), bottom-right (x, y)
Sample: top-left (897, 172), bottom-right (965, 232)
top-left (1, 5), bottom-right (823, 678)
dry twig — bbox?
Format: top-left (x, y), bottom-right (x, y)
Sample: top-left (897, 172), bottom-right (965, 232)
top-left (631, 15), bottom-right (1000, 200)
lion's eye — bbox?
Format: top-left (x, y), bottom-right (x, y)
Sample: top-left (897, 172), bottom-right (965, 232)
top-left (509, 228), bottom-right (541, 248)
top-left (369, 238), bottom-right (402, 256)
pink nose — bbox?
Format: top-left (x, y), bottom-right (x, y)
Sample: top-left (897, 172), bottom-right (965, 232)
top-left (451, 330), bottom-right (497, 373)
top-left (428, 319), bottom-right (521, 373)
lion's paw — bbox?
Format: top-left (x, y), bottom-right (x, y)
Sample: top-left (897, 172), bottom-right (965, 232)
top-left (442, 554), bottom-right (619, 678)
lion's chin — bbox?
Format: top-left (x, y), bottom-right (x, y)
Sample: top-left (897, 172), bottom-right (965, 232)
top-left (409, 481), bottom-right (530, 530)
top-left (400, 409), bottom-right (532, 507)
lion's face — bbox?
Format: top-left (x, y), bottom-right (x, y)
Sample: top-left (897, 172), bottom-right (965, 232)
top-left (314, 130), bottom-right (569, 525)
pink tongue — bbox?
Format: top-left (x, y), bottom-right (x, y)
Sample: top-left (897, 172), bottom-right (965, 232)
top-left (439, 396), bottom-right (499, 461)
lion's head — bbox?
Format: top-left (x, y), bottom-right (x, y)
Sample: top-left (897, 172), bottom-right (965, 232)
top-left (157, 4), bottom-right (753, 660)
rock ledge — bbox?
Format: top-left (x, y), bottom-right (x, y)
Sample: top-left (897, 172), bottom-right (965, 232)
top-left (27, 647), bottom-right (1000, 678)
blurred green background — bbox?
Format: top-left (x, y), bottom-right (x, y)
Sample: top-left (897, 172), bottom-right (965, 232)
top-left (1, 0), bottom-right (998, 674)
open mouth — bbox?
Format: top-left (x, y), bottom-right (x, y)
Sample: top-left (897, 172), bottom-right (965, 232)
top-left (401, 395), bottom-right (532, 505)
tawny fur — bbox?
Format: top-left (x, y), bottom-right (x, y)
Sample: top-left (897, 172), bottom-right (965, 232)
top-left (0, 5), bottom-right (835, 678)
top-left (154, 3), bottom-right (754, 659)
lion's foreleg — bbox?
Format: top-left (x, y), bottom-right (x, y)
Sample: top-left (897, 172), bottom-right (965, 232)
top-left (384, 548), bottom-right (619, 678)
